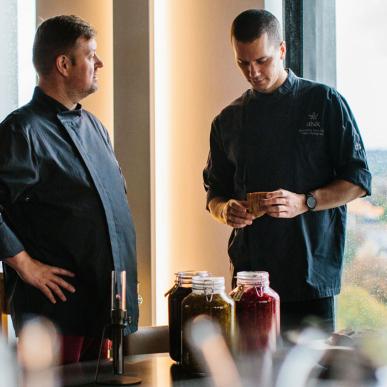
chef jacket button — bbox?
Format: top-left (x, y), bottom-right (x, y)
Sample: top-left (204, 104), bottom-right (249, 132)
top-left (25, 196), bottom-right (30, 202)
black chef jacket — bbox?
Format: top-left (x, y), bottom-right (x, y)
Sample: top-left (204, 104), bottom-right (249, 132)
top-left (203, 69), bottom-right (372, 302)
top-left (0, 87), bottom-right (138, 336)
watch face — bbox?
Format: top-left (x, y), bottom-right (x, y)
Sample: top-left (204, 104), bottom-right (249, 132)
top-left (307, 194), bottom-right (317, 210)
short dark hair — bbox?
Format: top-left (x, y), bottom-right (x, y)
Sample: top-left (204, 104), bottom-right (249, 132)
top-left (33, 15), bottom-right (96, 76)
top-left (231, 9), bottom-right (282, 44)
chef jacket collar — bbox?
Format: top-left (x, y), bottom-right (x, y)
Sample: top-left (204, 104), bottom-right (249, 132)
top-left (252, 68), bottom-right (296, 98)
top-left (32, 86), bottom-right (83, 117)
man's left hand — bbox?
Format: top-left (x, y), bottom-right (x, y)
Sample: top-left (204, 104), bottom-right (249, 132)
top-left (261, 189), bottom-right (308, 218)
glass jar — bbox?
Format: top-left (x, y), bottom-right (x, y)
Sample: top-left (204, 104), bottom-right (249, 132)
top-left (231, 271), bottom-right (280, 352)
top-left (181, 276), bottom-right (235, 371)
top-left (165, 271), bottom-right (209, 362)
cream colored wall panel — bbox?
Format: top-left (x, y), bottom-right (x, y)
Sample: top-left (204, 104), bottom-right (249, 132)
top-left (152, 0), bottom-right (264, 324)
top-left (36, 0), bottom-right (114, 141)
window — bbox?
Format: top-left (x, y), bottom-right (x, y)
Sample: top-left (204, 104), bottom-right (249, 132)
top-left (0, 0), bottom-right (36, 121)
top-left (285, 0), bottom-right (387, 330)
top-left (0, 0), bottom-right (18, 120)
top-left (0, 0), bottom-right (36, 341)
top-left (335, 0), bottom-right (387, 330)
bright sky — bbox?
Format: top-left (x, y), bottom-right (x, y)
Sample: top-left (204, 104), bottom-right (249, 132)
top-left (336, 0), bottom-right (387, 150)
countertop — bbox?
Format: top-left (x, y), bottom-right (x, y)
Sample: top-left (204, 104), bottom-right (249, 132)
top-left (58, 353), bottom-right (212, 387)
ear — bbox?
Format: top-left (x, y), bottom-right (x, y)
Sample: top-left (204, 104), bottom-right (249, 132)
top-left (55, 55), bottom-right (72, 77)
top-left (279, 41), bottom-right (286, 61)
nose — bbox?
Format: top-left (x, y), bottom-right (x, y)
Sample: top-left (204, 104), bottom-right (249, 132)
top-left (248, 62), bottom-right (260, 79)
top-left (95, 54), bottom-right (104, 68)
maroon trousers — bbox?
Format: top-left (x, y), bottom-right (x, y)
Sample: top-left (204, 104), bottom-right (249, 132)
top-left (61, 336), bottom-right (110, 364)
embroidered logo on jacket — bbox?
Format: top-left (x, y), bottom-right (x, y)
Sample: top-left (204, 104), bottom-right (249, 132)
top-left (299, 112), bottom-right (324, 136)
top-left (354, 132), bottom-right (363, 152)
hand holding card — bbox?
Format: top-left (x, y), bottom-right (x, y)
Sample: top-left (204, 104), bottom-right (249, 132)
top-left (247, 192), bottom-right (268, 218)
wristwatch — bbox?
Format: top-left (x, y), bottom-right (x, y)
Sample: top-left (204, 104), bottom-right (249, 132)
top-left (305, 192), bottom-right (317, 211)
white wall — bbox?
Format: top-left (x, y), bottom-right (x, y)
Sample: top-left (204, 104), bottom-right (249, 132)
top-left (113, 0), bottom-right (152, 326)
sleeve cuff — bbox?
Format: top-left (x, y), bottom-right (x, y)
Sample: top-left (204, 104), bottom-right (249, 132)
top-left (206, 190), bottom-right (217, 210)
top-left (0, 221), bottom-right (24, 260)
top-left (336, 167), bottom-right (372, 197)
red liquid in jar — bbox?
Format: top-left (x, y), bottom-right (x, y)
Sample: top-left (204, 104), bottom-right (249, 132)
top-left (231, 271), bottom-right (279, 352)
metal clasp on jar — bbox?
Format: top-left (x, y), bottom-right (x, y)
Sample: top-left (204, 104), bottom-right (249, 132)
top-left (255, 285), bottom-right (264, 298)
top-left (203, 280), bottom-right (214, 302)
top-left (232, 285), bottom-right (245, 301)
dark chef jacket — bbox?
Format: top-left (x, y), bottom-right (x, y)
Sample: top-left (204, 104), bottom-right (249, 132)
top-left (203, 69), bottom-right (372, 302)
top-left (0, 87), bottom-right (138, 336)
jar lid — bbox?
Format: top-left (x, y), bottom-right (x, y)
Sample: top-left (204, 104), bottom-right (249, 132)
top-left (236, 271), bottom-right (269, 286)
top-left (175, 271), bottom-right (209, 286)
top-left (192, 276), bottom-right (225, 291)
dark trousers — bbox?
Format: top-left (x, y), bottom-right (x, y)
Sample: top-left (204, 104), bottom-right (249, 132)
top-left (280, 297), bottom-right (335, 335)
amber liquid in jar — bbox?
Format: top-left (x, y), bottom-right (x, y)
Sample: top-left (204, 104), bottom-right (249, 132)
top-left (231, 271), bottom-right (280, 352)
top-left (181, 276), bottom-right (235, 372)
top-left (165, 271), bottom-right (209, 363)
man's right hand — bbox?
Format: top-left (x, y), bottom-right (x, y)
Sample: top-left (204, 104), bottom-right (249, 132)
top-left (222, 199), bottom-right (254, 228)
top-left (209, 198), bottom-right (254, 228)
top-left (4, 251), bottom-right (76, 304)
